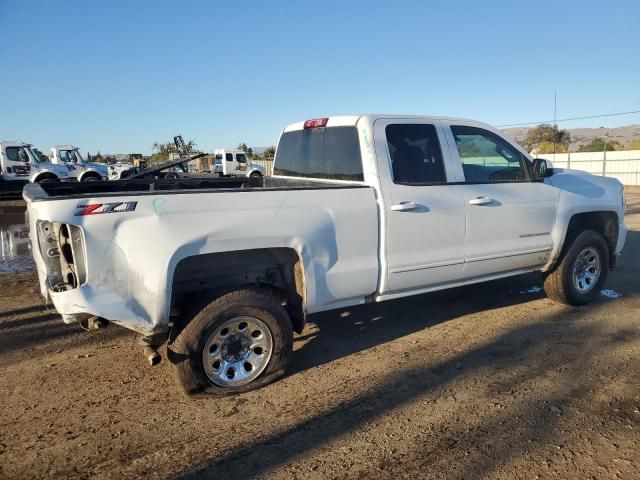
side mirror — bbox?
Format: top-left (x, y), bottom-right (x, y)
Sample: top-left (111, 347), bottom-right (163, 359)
top-left (532, 158), bottom-right (553, 179)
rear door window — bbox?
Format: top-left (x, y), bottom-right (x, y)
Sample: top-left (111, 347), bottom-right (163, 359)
top-left (274, 126), bottom-right (363, 181)
top-left (385, 124), bottom-right (446, 184)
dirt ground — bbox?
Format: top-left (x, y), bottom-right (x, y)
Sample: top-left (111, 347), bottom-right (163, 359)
top-left (1, 189), bottom-right (639, 480)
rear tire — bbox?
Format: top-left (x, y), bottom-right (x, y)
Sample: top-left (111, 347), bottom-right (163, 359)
top-left (82, 175), bottom-right (100, 182)
top-left (543, 230), bottom-right (609, 306)
top-left (169, 289), bottom-right (293, 396)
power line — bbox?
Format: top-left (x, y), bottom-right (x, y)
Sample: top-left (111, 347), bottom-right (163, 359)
top-left (496, 109), bottom-right (640, 127)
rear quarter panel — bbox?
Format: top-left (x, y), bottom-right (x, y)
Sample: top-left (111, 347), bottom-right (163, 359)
top-left (28, 187), bottom-right (380, 334)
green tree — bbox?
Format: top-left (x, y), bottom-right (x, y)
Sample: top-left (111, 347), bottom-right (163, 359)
top-left (536, 141), bottom-right (568, 154)
top-left (627, 139), bottom-right (640, 150)
top-left (263, 146), bottom-right (276, 159)
top-left (149, 139), bottom-right (197, 164)
top-left (578, 137), bottom-right (621, 152)
top-left (522, 124), bottom-right (571, 152)
top-left (237, 142), bottom-right (253, 157)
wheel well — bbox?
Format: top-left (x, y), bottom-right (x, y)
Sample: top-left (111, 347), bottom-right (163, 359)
top-left (34, 172), bottom-right (58, 182)
top-left (564, 211), bottom-right (618, 267)
top-left (171, 248), bottom-right (306, 333)
top-left (81, 171), bottom-right (101, 180)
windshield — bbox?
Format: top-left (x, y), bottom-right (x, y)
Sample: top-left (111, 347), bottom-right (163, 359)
top-left (59, 150), bottom-right (75, 163)
top-left (274, 126), bottom-right (363, 181)
top-left (28, 147), bottom-right (44, 163)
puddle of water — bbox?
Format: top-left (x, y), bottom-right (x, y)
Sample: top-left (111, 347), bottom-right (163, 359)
top-left (519, 286), bottom-right (542, 294)
top-left (0, 205), bottom-right (35, 274)
top-left (600, 289), bottom-right (621, 299)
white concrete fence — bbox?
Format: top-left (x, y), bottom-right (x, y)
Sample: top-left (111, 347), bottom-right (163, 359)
top-left (533, 150), bottom-right (640, 186)
top-left (251, 158), bottom-right (274, 176)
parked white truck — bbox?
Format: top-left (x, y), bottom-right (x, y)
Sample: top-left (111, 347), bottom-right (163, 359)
top-left (1, 141), bottom-right (71, 194)
top-left (49, 145), bottom-right (108, 182)
top-left (23, 115), bottom-right (627, 395)
top-left (108, 162), bottom-right (138, 180)
top-left (213, 149), bottom-right (265, 177)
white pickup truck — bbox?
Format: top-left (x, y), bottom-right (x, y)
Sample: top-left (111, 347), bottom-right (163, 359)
top-left (1, 141), bottom-right (71, 194)
top-left (213, 149), bottom-right (265, 177)
top-left (24, 115), bottom-right (627, 395)
top-left (49, 145), bottom-right (109, 182)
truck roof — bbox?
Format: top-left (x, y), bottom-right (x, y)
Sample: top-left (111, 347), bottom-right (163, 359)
top-left (52, 145), bottom-right (79, 150)
top-left (213, 149), bottom-right (249, 155)
top-left (282, 114), bottom-right (494, 132)
top-left (1, 140), bottom-right (33, 147)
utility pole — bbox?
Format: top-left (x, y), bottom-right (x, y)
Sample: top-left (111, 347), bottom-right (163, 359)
top-left (602, 134), bottom-right (608, 176)
top-left (553, 91), bottom-right (557, 157)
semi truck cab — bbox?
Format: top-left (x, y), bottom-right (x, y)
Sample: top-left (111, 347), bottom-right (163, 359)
top-left (50, 145), bottom-right (108, 182)
top-left (1, 141), bottom-right (70, 194)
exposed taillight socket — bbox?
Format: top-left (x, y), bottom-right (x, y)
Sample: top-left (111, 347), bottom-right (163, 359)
top-left (303, 118), bottom-right (329, 129)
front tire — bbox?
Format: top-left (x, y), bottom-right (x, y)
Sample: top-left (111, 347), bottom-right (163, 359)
top-left (169, 289), bottom-right (293, 396)
top-left (543, 230), bottom-right (609, 306)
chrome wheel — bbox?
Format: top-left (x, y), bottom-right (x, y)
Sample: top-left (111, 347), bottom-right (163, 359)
top-left (572, 247), bottom-right (601, 293)
top-left (202, 316), bottom-right (273, 387)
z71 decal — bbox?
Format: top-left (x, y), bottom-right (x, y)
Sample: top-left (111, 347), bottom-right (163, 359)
top-left (75, 202), bottom-right (138, 216)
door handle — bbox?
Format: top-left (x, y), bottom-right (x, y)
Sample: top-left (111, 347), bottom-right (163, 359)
top-left (390, 201), bottom-right (419, 212)
top-left (468, 196), bottom-right (494, 206)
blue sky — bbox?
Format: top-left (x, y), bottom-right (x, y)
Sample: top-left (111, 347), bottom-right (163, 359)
top-left (1, 0), bottom-right (638, 154)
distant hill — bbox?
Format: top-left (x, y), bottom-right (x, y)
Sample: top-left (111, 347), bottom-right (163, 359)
top-left (502, 124), bottom-right (640, 150)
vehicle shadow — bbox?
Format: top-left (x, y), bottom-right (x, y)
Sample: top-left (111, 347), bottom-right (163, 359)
top-left (0, 306), bottom-right (131, 364)
top-left (290, 272), bottom-right (546, 375)
top-left (0, 304), bottom-right (51, 319)
top-left (292, 227), bottom-right (639, 378)
top-left (178, 302), bottom-right (636, 479)
top-left (176, 228), bottom-right (639, 479)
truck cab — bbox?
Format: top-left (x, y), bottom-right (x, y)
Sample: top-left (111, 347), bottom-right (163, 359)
top-left (50, 145), bottom-right (108, 182)
top-left (1, 141), bottom-right (70, 194)
top-left (213, 149), bottom-right (265, 177)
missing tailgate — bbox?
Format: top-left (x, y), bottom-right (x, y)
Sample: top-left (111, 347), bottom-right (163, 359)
top-left (36, 221), bottom-right (87, 291)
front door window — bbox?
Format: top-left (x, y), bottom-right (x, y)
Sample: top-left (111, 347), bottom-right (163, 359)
top-left (451, 126), bottom-right (529, 182)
